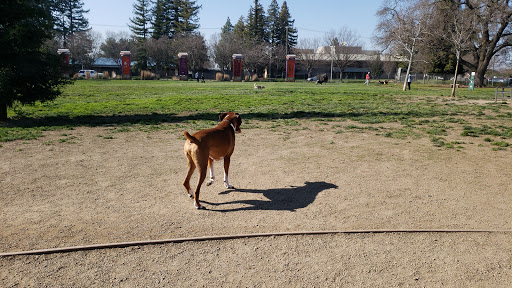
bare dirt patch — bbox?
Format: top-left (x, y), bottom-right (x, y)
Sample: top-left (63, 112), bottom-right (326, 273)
top-left (1, 122), bottom-right (511, 286)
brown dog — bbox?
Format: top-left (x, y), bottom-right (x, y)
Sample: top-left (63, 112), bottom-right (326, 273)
top-left (183, 112), bottom-right (242, 209)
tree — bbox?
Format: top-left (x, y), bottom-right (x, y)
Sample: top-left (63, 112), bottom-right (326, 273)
top-left (233, 16), bottom-right (247, 40)
top-left (243, 39), bottom-right (268, 77)
top-left (277, 1), bottom-right (297, 53)
top-left (212, 31), bottom-right (241, 75)
top-left (151, 0), bottom-right (171, 39)
top-left (267, 0), bottom-right (280, 47)
top-left (431, 1), bottom-right (474, 96)
top-left (171, 0), bottom-right (201, 35)
top-left (295, 37), bottom-right (322, 78)
top-left (246, 0), bottom-right (267, 43)
top-left (325, 27), bottom-right (363, 82)
top-left (221, 17), bottom-right (234, 34)
top-left (67, 31), bottom-right (97, 68)
top-left (129, 0), bottom-right (152, 71)
top-left (376, 0), bottom-right (429, 91)
top-left (130, 0), bottom-right (152, 40)
top-left (100, 32), bottom-right (134, 61)
top-left (151, 0), bottom-right (201, 38)
top-left (0, 0), bottom-right (71, 120)
top-left (174, 34), bottom-right (209, 73)
top-left (146, 37), bottom-right (175, 76)
top-left (450, 0), bottom-right (512, 87)
top-left (52, 0), bottom-right (90, 48)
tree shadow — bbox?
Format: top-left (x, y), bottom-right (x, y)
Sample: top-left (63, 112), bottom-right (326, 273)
top-left (1, 109), bottom-right (436, 129)
top-left (202, 181), bottom-right (338, 212)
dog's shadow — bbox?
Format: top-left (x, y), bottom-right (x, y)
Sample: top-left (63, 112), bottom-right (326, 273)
top-left (202, 181), bottom-right (338, 212)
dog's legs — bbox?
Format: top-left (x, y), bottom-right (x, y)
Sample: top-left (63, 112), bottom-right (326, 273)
top-left (183, 153), bottom-right (196, 198)
top-left (206, 157), bottom-right (215, 186)
top-left (194, 164), bottom-right (208, 209)
top-left (223, 156), bottom-right (234, 189)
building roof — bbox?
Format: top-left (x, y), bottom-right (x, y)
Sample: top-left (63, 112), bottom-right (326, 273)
top-left (92, 57), bottom-right (121, 67)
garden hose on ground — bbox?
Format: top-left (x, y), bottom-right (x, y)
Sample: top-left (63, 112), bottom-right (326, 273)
top-left (1, 229), bottom-right (510, 257)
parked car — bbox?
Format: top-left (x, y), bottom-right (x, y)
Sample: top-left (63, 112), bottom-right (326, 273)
top-left (78, 70), bottom-right (97, 78)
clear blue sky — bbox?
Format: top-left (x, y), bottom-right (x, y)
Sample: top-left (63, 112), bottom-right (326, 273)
top-left (83, 0), bottom-right (384, 49)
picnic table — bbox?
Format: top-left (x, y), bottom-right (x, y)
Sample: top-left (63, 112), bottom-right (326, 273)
top-left (495, 87), bottom-right (512, 102)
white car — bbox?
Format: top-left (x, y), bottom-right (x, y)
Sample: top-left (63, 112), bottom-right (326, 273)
top-left (78, 70), bottom-right (97, 78)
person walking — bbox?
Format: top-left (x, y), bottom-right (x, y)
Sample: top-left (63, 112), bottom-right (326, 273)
top-left (407, 74), bottom-right (412, 90)
top-left (364, 72), bottom-right (370, 86)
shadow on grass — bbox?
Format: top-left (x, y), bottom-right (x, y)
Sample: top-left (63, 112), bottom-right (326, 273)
top-left (202, 181), bottom-right (339, 212)
top-left (1, 109), bottom-right (439, 129)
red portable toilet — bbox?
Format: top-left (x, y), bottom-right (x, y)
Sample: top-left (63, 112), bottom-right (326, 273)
top-left (232, 54), bottom-right (243, 82)
top-left (178, 53), bottom-right (189, 81)
top-left (286, 54), bottom-right (296, 82)
top-left (57, 49), bottom-right (71, 77)
top-left (120, 51), bottom-right (131, 79)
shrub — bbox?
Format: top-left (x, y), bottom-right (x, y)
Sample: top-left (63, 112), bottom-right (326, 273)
top-left (140, 70), bottom-right (156, 80)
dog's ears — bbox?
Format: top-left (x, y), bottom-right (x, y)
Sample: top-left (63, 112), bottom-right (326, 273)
top-left (219, 113), bottom-right (228, 122)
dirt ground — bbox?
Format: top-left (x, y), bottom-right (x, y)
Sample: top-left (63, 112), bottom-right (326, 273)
top-left (1, 120), bottom-right (511, 287)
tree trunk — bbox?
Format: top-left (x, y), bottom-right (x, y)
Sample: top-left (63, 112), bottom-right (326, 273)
top-left (0, 103), bottom-right (7, 121)
top-left (403, 52), bottom-right (413, 91)
top-left (475, 64), bottom-right (488, 87)
top-left (451, 53), bottom-right (460, 97)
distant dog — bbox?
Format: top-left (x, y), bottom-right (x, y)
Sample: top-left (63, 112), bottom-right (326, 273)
top-left (183, 112), bottom-right (242, 209)
top-left (316, 75), bottom-right (328, 85)
top-left (254, 83), bottom-right (265, 89)
top-left (379, 80), bottom-right (388, 85)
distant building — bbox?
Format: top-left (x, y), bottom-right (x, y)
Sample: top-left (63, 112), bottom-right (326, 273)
top-left (91, 57), bottom-right (122, 74)
top-left (295, 46), bottom-right (406, 80)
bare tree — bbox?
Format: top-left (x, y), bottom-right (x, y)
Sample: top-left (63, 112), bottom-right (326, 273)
top-left (146, 37), bottom-right (175, 76)
top-left (431, 2), bottom-right (475, 96)
top-left (243, 39), bottom-right (268, 78)
top-left (100, 32), bottom-right (134, 62)
top-left (295, 37), bottom-right (321, 78)
top-left (454, 0), bottom-right (512, 87)
top-left (174, 34), bottom-right (209, 74)
top-left (324, 27), bottom-right (362, 82)
top-left (67, 31), bottom-right (99, 68)
top-left (211, 32), bottom-right (241, 75)
top-left (376, 0), bottom-right (430, 91)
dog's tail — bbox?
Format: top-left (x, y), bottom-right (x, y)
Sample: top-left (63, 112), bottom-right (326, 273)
top-left (184, 131), bottom-right (199, 144)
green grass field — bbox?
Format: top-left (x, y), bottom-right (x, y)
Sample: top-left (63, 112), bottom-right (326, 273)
top-left (1, 79), bottom-right (511, 148)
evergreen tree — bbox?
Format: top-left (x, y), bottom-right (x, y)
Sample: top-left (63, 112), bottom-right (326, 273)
top-left (277, 1), bottom-right (297, 52)
top-left (233, 16), bottom-right (247, 40)
top-left (52, 0), bottom-right (90, 47)
top-left (246, 0), bottom-right (267, 43)
top-left (129, 0), bottom-right (153, 71)
top-left (151, 0), bottom-right (171, 39)
top-left (170, 0), bottom-right (201, 36)
top-left (129, 0), bottom-right (152, 40)
top-left (1, 0), bottom-right (71, 120)
top-left (221, 17), bottom-right (234, 34)
top-left (152, 0), bottom-right (201, 38)
top-left (267, 0), bottom-right (280, 47)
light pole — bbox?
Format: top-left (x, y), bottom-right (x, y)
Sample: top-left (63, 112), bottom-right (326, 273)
top-left (330, 46), bottom-right (334, 81)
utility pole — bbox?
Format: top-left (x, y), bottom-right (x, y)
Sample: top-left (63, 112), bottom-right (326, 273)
top-left (330, 46), bottom-right (334, 81)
